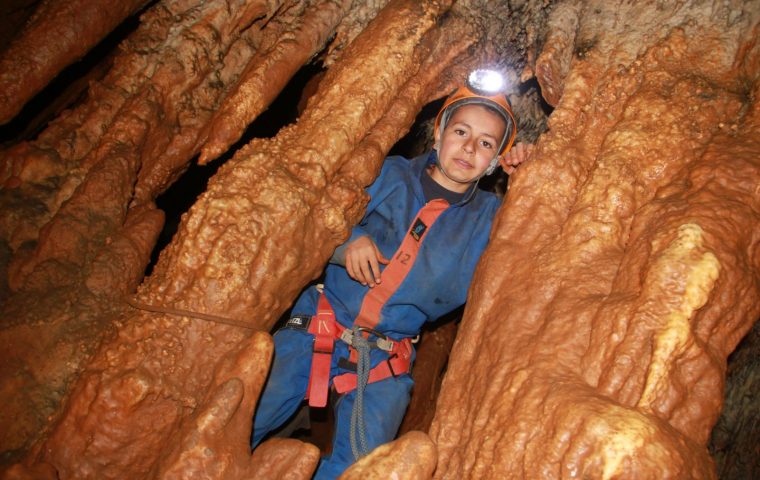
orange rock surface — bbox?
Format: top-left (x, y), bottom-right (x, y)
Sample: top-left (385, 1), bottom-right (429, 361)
top-left (340, 431), bottom-right (437, 479)
top-left (430, 2), bottom-right (760, 478)
top-left (0, 0), bottom-right (758, 479)
top-left (0, 0), bottom-right (149, 124)
top-left (2, 1), bottom-right (476, 477)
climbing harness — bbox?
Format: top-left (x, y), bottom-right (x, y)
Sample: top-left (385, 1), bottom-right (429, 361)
top-left (331, 330), bottom-right (413, 394)
top-left (304, 292), bottom-right (344, 408)
top-left (294, 293), bottom-right (413, 406)
top-left (293, 294), bottom-right (414, 459)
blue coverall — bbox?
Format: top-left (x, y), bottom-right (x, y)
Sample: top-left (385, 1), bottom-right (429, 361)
top-left (252, 152), bottom-right (500, 478)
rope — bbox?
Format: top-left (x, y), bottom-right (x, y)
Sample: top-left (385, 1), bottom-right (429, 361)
top-left (124, 296), bottom-right (258, 331)
top-left (349, 327), bottom-right (371, 460)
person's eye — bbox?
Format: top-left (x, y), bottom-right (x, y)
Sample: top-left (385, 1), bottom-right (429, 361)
top-left (480, 140), bottom-right (493, 149)
top-left (454, 128), bottom-right (466, 136)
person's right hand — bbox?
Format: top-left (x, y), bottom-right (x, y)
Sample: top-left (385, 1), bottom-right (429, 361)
top-left (344, 236), bottom-right (389, 287)
top-left (501, 141), bottom-right (534, 174)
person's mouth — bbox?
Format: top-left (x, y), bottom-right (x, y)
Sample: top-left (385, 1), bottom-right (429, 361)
top-left (454, 158), bottom-right (473, 169)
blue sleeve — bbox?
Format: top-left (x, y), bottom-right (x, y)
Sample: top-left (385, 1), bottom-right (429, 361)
top-left (330, 158), bottom-right (398, 265)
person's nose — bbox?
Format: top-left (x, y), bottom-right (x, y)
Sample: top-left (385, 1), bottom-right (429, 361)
top-left (462, 137), bottom-right (475, 155)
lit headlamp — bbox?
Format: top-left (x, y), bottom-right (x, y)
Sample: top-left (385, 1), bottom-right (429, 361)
top-left (466, 69), bottom-right (506, 96)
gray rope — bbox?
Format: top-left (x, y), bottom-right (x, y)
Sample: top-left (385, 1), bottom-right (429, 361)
top-left (349, 328), bottom-right (371, 460)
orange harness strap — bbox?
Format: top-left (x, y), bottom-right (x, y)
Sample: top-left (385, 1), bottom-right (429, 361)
top-left (354, 199), bottom-right (450, 331)
top-left (348, 199), bottom-right (449, 363)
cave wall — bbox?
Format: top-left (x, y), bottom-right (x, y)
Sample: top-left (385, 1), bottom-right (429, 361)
top-left (430, 1), bottom-right (760, 478)
top-left (0, 0), bottom-right (758, 479)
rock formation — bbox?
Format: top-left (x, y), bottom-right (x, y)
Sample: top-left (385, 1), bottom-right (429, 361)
top-left (0, 0), bottom-right (757, 479)
top-left (431, 2), bottom-right (760, 478)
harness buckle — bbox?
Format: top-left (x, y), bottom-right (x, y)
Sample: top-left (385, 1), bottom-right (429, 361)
top-left (340, 326), bottom-right (395, 352)
top-left (375, 337), bottom-right (395, 352)
top-left (339, 328), bottom-right (356, 346)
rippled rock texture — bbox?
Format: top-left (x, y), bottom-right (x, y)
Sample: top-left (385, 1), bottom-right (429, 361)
top-left (0, 0), bottom-right (758, 479)
top-left (431, 1), bottom-right (760, 478)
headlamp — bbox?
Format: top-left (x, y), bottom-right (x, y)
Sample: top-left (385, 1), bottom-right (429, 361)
top-left (466, 69), bottom-right (506, 96)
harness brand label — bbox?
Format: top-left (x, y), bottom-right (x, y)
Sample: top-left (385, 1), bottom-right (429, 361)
top-left (410, 218), bottom-right (428, 241)
top-left (286, 315), bottom-right (310, 329)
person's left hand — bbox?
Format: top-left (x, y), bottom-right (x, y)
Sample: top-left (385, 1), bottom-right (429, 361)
top-left (501, 142), bottom-right (534, 175)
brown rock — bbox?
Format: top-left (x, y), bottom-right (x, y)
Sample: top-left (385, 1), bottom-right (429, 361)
top-left (339, 431), bottom-right (437, 480)
top-left (0, 0), bottom-right (149, 124)
top-left (399, 321), bottom-right (458, 435)
top-left (248, 438), bottom-right (320, 480)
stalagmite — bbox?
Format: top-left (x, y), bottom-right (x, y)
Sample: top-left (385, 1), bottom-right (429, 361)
top-left (339, 431), bottom-right (437, 479)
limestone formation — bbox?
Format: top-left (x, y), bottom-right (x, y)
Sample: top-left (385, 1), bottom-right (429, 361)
top-left (430, 2), bottom-right (760, 478)
top-left (0, 0), bottom-right (758, 479)
top-left (339, 431), bottom-right (437, 479)
top-left (0, 0), bottom-right (150, 124)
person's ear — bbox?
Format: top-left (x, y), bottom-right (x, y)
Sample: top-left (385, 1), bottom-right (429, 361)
top-left (433, 128), bottom-right (441, 150)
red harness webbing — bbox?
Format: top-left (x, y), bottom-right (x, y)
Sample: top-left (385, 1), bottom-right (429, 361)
top-left (304, 294), bottom-right (415, 404)
top-left (332, 337), bottom-right (413, 394)
top-left (306, 293), bottom-right (343, 407)
top-left (305, 200), bottom-right (449, 406)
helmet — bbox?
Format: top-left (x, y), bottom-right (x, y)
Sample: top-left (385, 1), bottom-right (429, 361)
top-left (434, 69), bottom-right (517, 175)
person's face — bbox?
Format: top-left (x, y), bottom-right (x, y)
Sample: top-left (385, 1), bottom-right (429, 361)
top-left (432, 104), bottom-right (507, 193)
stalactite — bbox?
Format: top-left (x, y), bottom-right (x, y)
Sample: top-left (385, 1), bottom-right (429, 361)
top-left (197, 0), bottom-right (353, 164)
top-left (0, 0), bottom-right (150, 124)
top-left (0, 0), bottom-right (293, 462)
top-left (3, 2), bottom-right (480, 477)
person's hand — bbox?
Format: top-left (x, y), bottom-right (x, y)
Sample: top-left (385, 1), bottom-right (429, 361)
top-left (344, 236), bottom-right (389, 287)
top-left (501, 142), bottom-right (534, 174)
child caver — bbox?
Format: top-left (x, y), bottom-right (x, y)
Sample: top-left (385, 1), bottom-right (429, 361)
top-left (251, 69), bottom-right (531, 479)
